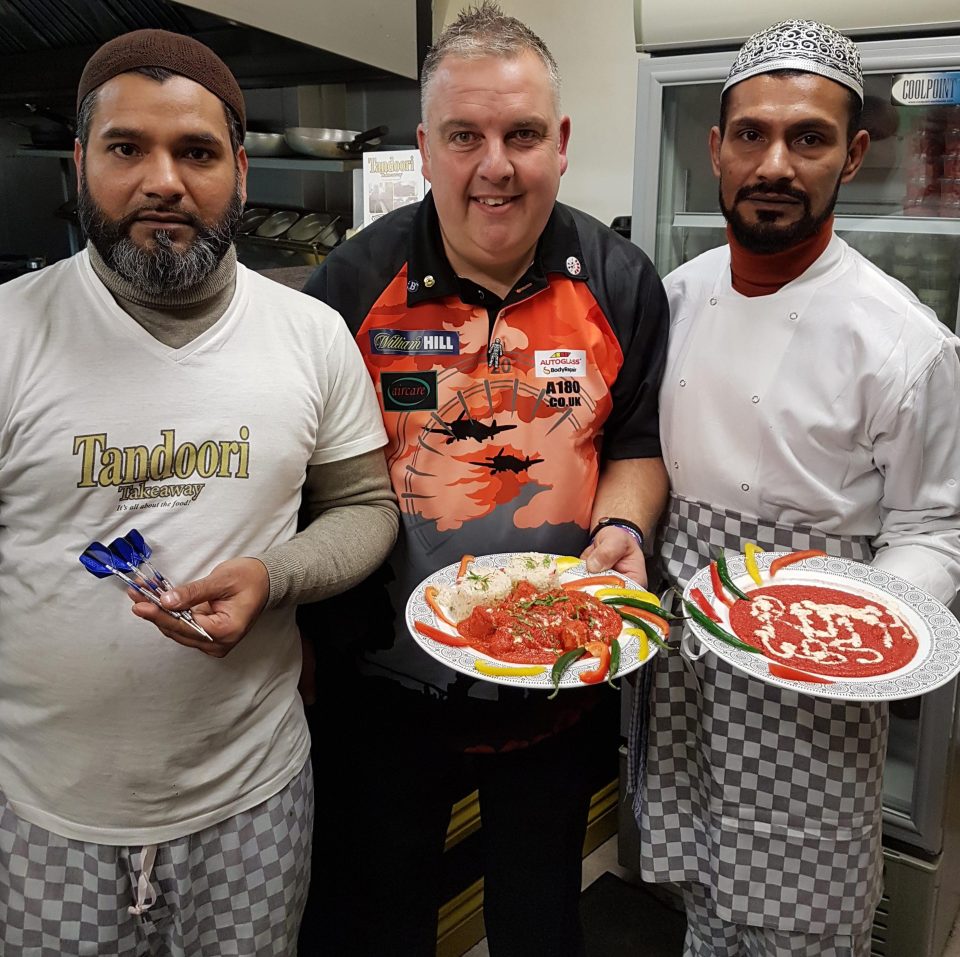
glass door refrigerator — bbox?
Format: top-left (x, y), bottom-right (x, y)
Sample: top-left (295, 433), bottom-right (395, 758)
top-left (623, 35), bottom-right (960, 957)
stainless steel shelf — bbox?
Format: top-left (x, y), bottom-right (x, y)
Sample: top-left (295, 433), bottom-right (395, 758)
top-left (235, 233), bottom-right (334, 255)
top-left (245, 156), bottom-right (360, 172)
top-left (673, 212), bottom-right (960, 235)
top-left (15, 148), bottom-right (359, 173)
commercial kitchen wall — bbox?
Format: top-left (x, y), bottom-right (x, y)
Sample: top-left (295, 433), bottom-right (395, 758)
top-left (433, 0), bottom-right (640, 230)
top-left (0, 0), bottom-right (639, 263)
top-left (0, 124), bottom-right (75, 266)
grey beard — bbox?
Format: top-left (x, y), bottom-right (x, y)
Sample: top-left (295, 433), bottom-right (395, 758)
top-left (78, 181), bottom-right (243, 296)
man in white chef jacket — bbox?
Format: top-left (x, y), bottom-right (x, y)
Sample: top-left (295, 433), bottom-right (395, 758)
top-left (634, 19), bottom-right (960, 957)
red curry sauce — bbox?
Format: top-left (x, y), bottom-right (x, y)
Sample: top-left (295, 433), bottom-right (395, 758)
top-left (729, 584), bottom-right (918, 679)
top-left (456, 581), bottom-right (623, 664)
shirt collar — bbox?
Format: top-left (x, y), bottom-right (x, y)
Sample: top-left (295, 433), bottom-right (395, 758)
top-left (405, 192), bottom-right (589, 308)
top-left (727, 216), bottom-right (834, 297)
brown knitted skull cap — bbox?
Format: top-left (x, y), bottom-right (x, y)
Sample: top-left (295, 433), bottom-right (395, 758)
top-left (77, 29), bottom-right (245, 135)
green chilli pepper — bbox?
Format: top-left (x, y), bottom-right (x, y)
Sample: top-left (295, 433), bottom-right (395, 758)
top-left (617, 611), bottom-right (672, 651)
top-left (606, 639), bottom-right (622, 689)
top-left (548, 647), bottom-right (588, 698)
top-left (601, 596), bottom-right (683, 621)
top-left (715, 551), bottom-right (751, 602)
top-left (682, 599), bottom-right (764, 654)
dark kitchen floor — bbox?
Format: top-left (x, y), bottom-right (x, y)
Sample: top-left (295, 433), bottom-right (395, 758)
top-left (462, 835), bottom-right (960, 957)
top-left (462, 835), bottom-right (686, 956)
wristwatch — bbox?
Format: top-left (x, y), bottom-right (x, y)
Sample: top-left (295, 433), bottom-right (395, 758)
top-left (589, 516), bottom-right (645, 551)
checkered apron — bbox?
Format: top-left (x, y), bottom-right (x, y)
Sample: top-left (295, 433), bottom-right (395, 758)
top-left (0, 759), bottom-right (312, 956)
top-left (633, 494), bottom-right (886, 936)
top-left (681, 881), bottom-right (873, 957)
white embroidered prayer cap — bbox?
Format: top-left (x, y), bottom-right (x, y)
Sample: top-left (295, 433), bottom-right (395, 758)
top-left (723, 19), bottom-right (864, 103)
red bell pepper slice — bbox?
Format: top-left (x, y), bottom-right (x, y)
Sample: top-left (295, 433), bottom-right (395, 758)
top-left (563, 575), bottom-right (624, 590)
top-left (769, 550), bottom-right (827, 577)
top-left (424, 585), bottom-right (456, 627)
top-left (456, 554), bottom-right (475, 582)
top-left (690, 587), bottom-right (722, 623)
top-left (768, 662), bottom-right (833, 684)
top-left (578, 642), bottom-right (611, 684)
top-left (623, 607), bottom-right (670, 638)
top-left (413, 620), bottom-right (472, 647)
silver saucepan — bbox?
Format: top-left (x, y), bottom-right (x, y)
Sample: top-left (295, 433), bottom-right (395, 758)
top-left (284, 125), bottom-right (388, 159)
top-left (243, 131), bottom-right (291, 157)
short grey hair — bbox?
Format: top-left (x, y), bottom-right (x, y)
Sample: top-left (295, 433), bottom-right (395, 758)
top-left (420, 1), bottom-right (561, 123)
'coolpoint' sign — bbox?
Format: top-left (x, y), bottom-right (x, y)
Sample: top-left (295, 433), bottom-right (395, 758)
top-left (892, 72), bottom-right (960, 106)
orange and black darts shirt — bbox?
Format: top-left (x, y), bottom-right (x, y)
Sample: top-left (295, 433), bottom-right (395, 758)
top-left (303, 194), bottom-right (669, 688)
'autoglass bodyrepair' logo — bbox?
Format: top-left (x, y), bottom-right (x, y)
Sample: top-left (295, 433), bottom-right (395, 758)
top-left (381, 371), bottom-right (438, 412)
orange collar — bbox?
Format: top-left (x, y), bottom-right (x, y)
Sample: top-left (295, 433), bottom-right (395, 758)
top-left (728, 216), bottom-right (834, 297)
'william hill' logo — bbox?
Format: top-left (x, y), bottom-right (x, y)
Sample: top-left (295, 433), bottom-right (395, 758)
top-left (74, 427), bottom-right (251, 502)
top-left (381, 371), bottom-right (438, 412)
top-left (370, 329), bottom-right (460, 356)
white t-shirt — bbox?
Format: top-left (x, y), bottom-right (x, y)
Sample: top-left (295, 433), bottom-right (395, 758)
top-left (660, 234), bottom-right (960, 605)
top-left (0, 250), bottom-right (387, 844)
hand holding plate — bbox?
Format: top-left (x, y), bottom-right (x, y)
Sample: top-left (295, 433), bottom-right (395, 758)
top-left (580, 526), bottom-right (648, 585)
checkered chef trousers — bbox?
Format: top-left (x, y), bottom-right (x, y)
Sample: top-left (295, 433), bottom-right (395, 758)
top-left (0, 759), bottom-right (312, 956)
top-left (631, 494), bottom-right (887, 936)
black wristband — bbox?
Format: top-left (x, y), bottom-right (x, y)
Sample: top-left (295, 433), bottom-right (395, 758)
top-left (589, 516), bottom-right (645, 550)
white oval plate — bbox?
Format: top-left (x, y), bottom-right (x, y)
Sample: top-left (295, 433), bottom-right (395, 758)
top-left (683, 552), bottom-right (960, 701)
top-left (405, 552), bottom-right (659, 690)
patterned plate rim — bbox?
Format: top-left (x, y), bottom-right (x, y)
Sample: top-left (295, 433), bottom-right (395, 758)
top-left (405, 551), bottom-right (659, 690)
top-left (682, 552), bottom-right (960, 701)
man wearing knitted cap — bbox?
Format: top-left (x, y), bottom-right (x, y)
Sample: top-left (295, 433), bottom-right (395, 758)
top-left (633, 19), bottom-right (960, 956)
top-left (0, 29), bottom-right (398, 955)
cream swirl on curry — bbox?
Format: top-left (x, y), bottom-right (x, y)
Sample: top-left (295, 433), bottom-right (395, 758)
top-left (728, 582), bottom-right (919, 678)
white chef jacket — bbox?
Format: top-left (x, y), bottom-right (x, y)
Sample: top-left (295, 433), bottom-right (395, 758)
top-left (660, 234), bottom-right (960, 606)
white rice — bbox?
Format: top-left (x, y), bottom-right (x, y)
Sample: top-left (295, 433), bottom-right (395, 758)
top-left (503, 552), bottom-right (560, 591)
top-left (437, 568), bottom-right (513, 622)
top-left (436, 553), bottom-right (560, 623)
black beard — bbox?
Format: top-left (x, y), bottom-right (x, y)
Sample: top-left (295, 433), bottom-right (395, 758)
top-left (719, 177), bottom-right (841, 254)
top-left (77, 173), bottom-right (244, 296)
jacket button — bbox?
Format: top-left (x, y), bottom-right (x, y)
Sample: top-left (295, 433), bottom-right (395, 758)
top-left (709, 297), bottom-right (718, 306)
top-left (741, 483), bottom-right (750, 491)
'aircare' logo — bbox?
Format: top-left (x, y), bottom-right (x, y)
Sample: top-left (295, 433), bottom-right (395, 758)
top-left (534, 350), bottom-right (587, 378)
top-left (380, 371), bottom-right (438, 412)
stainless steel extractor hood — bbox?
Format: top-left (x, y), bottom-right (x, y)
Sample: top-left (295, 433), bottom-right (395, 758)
top-left (0, 0), bottom-right (424, 109)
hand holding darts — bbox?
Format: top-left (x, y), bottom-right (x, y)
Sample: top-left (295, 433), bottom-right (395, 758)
top-left (79, 532), bottom-right (213, 641)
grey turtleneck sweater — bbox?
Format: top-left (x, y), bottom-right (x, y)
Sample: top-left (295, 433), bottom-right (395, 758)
top-left (88, 243), bottom-right (398, 608)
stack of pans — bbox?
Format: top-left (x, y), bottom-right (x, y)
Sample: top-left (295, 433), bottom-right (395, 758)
top-left (237, 208), bottom-right (340, 249)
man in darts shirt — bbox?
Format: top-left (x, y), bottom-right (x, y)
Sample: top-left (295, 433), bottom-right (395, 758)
top-left (299, 3), bottom-right (669, 955)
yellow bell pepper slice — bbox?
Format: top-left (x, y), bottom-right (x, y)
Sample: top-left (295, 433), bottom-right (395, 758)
top-left (744, 542), bottom-right (764, 586)
top-left (624, 628), bottom-right (650, 662)
top-left (595, 586), bottom-right (661, 605)
top-left (474, 661), bottom-right (546, 677)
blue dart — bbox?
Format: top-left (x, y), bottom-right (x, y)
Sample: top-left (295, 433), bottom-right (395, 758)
top-left (80, 544), bottom-right (169, 608)
top-left (79, 542), bottom-right (213, 641)
top-left (124, 529), bottom-right (172, 589)
top-left (108, 537), bottom-right (159, 591)
top-left (119, 529), bottom-right (209, 638)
